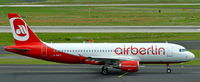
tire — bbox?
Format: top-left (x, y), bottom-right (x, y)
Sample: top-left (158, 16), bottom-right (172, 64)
top-left (167, 68), bottom-right (171, 73)
top-left (101, 66), bottom-right (108, 75)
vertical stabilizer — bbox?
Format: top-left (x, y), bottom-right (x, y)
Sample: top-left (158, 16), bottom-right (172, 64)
top-left (8, 13), bottom-right (42, 45)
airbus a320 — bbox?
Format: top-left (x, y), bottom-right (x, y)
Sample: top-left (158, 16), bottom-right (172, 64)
top-left (4, 13), bottom-right (195, 75)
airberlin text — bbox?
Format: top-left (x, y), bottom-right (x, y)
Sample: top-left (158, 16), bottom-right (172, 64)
top-left (114, 45), bottom-right (165, 55)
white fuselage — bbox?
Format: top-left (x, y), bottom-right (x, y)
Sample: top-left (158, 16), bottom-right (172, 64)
top-left (46, 43), bottom-right (195, 63)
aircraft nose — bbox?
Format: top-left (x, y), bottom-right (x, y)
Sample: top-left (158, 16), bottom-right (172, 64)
top-left (187, 51), bottom-right (195, 60)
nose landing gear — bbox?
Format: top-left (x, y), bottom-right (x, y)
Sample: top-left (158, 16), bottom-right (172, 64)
top-left (166, 64), bottom-right (171, 73)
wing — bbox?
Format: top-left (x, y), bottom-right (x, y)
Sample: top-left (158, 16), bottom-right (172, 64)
top-left (89, 55), bottom-right (140, 61)
top-left (84, 55), bottom-right (140, 65)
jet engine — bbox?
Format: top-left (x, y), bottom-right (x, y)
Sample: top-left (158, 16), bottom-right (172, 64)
top-left (114, 60), bottom-right (139, 72)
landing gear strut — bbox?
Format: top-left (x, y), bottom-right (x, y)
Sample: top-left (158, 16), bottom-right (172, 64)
top-left (166, 64), bottom-right (171, 73)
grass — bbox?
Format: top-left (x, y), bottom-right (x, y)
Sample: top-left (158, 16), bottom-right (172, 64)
top-left (1, 32), bottom-right (200, 46)
top-left (2, 6), bottom-right (200, 26)
top-left (2, 0), bottom-right (200, 5)
top-left (178, 60), bottom-right (200, 65)
top-left (0, 59), bottom-right (59, 64)
top-left (0, 54), bottom-right (19, 56)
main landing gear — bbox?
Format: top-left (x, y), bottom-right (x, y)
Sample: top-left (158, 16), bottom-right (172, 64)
top-left (101, 63), bottom-right (110, 75)
top-left (166, 64), bottom-right (171, 73)
top-left (101, 66), bottom-right (108, 75)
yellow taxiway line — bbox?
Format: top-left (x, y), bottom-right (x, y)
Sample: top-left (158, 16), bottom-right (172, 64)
top-left (118, 72), bottom-right (128, 78)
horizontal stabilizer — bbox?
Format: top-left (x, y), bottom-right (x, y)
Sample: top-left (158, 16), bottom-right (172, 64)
top-left (6, 48), bottom-right (31, 51)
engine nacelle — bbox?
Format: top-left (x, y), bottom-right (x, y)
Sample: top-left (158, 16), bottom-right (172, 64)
top-left (119, 60), bottom-right (139, 72)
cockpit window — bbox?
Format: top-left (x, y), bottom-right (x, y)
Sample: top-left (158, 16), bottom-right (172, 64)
top-left (179, 49), bottom-right (186, 52)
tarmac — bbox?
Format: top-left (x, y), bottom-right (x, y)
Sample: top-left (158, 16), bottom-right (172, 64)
top-left (0, 64), bottom-right (199, 82)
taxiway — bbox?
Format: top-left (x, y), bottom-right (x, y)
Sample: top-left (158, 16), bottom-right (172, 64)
top-left (0, 64), bottom-right (199, 82)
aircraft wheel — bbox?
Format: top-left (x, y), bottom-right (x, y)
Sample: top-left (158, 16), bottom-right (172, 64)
top-left (167, 68), bottom-right (171, 73)
top-left (101, 66), bottom-right (108, 75)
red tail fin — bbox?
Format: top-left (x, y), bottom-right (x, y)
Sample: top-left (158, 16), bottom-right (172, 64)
top-left (8, 13), bottom-right (42, 45)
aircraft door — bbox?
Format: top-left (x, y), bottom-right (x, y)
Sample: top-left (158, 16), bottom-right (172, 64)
top-left (41, 45), bottom-right (47, 57)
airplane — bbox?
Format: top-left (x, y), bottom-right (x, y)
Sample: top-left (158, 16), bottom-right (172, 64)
top-left (4, 13), bottom-right (195, 75)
